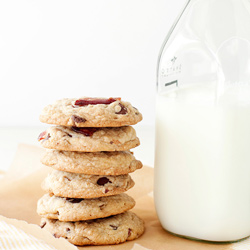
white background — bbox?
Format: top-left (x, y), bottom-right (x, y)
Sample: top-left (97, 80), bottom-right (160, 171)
top-left (0, 0), bottom-right (186, 171)
top-left (0, 0), bottom-right (186, 127)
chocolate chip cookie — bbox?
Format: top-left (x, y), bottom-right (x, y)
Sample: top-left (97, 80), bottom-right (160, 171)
top-left (41, 149), bottom-right (142, 175)
top-left (38, 125), bottom-right (140, 152)
top-left (39, 97), bottom-right (142, 127)
top-left (37, 193), bottom-right (135, 221)
top-left (40, 211), bottom-right (144, 245)
top-left (42, 170), bottom-right (135, 198)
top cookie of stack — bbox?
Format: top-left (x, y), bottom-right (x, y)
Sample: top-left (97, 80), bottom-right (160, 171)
top-left (40, 97), bottom-right (142, 127)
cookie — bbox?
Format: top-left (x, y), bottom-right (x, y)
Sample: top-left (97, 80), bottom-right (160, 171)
top-left (40, 211), bottom-right (144, 246)
top-left (37, 193), bottom-right (135, 221)
top-left (38, 125), bottom-right (140, 152)
top-left (41, 149), bottom-right (142, 175)
top-left (39, 97), bottom-right (142, 127)
top-left (42, 170), bottom-right (135, 198)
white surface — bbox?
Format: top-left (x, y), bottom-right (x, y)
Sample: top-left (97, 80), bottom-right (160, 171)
top-left (0, 0), bottom-right (186, 127)
top-left (0, 125), bottom-right (155, 173)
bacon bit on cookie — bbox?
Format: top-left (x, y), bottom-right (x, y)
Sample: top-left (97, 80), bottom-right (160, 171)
top-left (38, 131), bottom-right (50, 141)
top-left (74, 97), bottom-right (121, 106)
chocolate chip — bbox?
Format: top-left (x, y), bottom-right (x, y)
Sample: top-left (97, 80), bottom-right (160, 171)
top-left (66, 198), bottom-right (84, 203)
top-left (64, 176), bottom-right (71, 181)
top-left (66, 228), bottom-right (70, 232)
top-left (71, 127), bottom-right (97, 136)
top-left (105, 188), bottom-right (109, 193)
top-left (99, 204), bottom-right (105, 210)
top-left (133, 107), bottom-right (139, 115)
top-left (63, 132), bottom-right (72, 138)
top-left (110, 225), bottom-right (118, 230)
top-left (115, 103), bottom-right (127, 115)
top-left (40, 222), bottom-right (46, 228)
top-left (53, 233), bottom-right (60, 238)
top-left (71, 115), bottom-right (87, 124)
top-left (128, 228), bottom-right (132, 237)
top-left (97, 177), bottom-right (112, 186)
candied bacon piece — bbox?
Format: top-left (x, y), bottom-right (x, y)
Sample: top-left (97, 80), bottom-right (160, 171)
top-left (74, 97), bottom-right (121, 106)
top-left (71, 127), bottom-right (97, 136)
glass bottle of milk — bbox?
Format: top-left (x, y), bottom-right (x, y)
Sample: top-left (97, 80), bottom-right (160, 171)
top-left (155, 0), bottom-right (250, 242)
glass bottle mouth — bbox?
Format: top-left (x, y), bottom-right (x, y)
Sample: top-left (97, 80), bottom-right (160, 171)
top-left (156, 0), bottom-right (191, 88)
top-left (157, 0), bottom-right (250, 104)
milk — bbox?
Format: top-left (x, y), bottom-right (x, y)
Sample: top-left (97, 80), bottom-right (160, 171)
top-left (154, 84), bottom-right (250, 242)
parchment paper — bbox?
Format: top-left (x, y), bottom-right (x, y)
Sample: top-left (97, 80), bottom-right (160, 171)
top-left (0, 214), bottom-right (78, 250)
top-left (0, 144), bottom-right (247, 250)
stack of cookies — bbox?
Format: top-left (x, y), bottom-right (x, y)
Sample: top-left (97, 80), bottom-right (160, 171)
top-left (37, 97), bottom-right (144, 246)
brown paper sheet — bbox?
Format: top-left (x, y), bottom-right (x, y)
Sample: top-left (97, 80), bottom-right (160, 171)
top-left (0, 144), bottom-right (246, 250)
